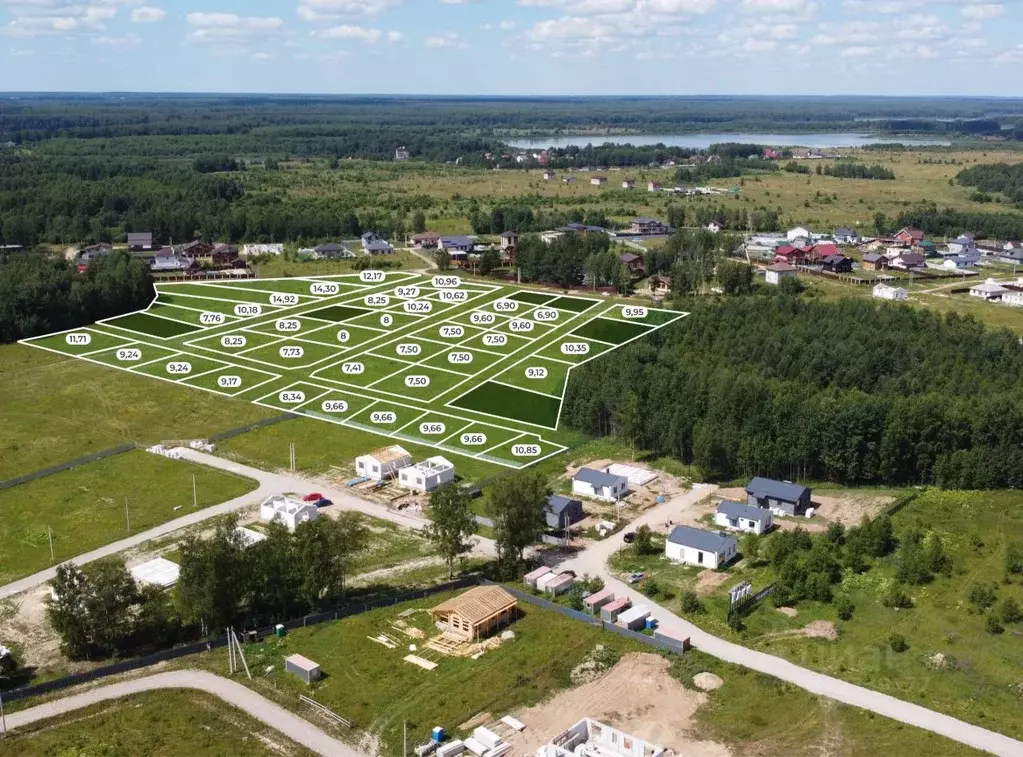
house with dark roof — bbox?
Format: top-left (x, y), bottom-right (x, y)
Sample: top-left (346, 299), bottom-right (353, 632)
top-left (545, 494), bottom-right (585, 530)
top-left (313, 242), bottom-right (355, 259)
top-left (628, 217), bottom-right (672, 236)
top-left (833, 227), bottom-right (859, 245)
top-left (439, 235), bottom-right (473, 253)
top-left (365, 238), bottom-right (394, 254)
top-left (556, 223), bottom-right (606, 235)
top-left (998, 248), bottom-right (1023, 266)
top-left (78, 243), bottom-right (113, 263)
top-left (412, 231), bottom-right (441, 249)
top-left (891, 252), bottom-right (926, 271)
top-left (127, 232), bottom-right (153, 251)
top-left (665, 526), bottom-right (738, 569)
top-left (745, 477), bottom-right (812, 516)
top-left (714, 501), bottom-right (773, 535)
top-left (150, 248), bottom-right (197, 274)
top-left (572, 468), bottom-right (628, 502)
top-left (619, 252), bottom-right (645, 276)
top-left (862, 252), bottom-right (888, 271)
top-left (822, 254), bottom-right (853, 273)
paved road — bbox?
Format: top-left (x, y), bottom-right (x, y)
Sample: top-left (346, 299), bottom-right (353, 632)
top-left (0, 670), bottom-right (364, 757)
top-left (559, 485), bottom-right (1023, 757)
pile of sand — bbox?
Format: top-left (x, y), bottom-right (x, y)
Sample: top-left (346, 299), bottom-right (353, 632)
top-left (805, 620), bottom-right (838, 640)
top-left (776, 607), bottom-right (799, 618)
top-left (693, 673), bottom-right (724, 691)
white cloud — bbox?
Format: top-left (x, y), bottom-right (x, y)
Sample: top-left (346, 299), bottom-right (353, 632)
top-left (841, 45), bottom-right (878, 56)
top-left (425, 30), bottom-right (466, 47)
top-left (252, 51), bottom-right (272, 59)
top-left (296, 0), bottom-right (401, 22)
top-left (185, 12), bottom-right (285, 42)
top-left (318, 23), bottom-right (382, 41)
top-left (500, 19), bottom-right (517, 29)
top-left (387, 29), bottom-right (402, 41)
top-left (130, 6), bottom-right (166, 23)
top-left (91, 31), bottom-right (140, 45)
top-left (961, 2), bottom-right (1002, 19)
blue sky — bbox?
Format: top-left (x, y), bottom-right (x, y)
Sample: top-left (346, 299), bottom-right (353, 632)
top-left (1, 0), bottom-right (1021, 95)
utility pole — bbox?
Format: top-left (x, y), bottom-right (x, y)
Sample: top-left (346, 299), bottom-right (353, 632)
top-left (227, 628), bottom-right (235, 674)
top-left (192, 475), bottom-right (198, 508)
top-left (403, 721), bottom-right (407, 757)
top-left (48, 527), bottom-right (54, 561)
top-left (1, 689), bottom-right (7, 739)
top-left (125, 497), bottom-right (131, 531)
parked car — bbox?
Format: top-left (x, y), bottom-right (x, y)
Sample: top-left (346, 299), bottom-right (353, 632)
top-left (303, 492), bottom-right (332, 507)
top-left (623, 532), bottom-right (636, 544)
top-left (628, 572), bottom-right (645, 584)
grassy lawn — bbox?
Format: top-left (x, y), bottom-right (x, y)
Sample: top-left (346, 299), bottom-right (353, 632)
top-left (0, 689), bottom-right (314, 757)
top-left (619, 488), bottom-right (1023, 741)
top-left (450, 382), bottom-right (562, 428)
top-left (0, 344), bottom-right (277, 481)
top-left (0, 450), bottom-right (258, 585)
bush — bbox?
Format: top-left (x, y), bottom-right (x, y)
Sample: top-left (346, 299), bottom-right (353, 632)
top-left (967, 583), bottom-right (997, 611)
top-left (680, 589), bottom-right (703, 615)
top-left (999, 598), bottom-right (1022, 625)
top-left (771, 583), bottom-right (794, 607)
top-left (633, 525), bottom-right (657, 556)
top-left (985, 614), bottom-right (1005, 635)
top-left (835, 594), bottom-right (855, 621)
top-left (889, 633), bottom-right (909, 653)
top-left (727, 612), bottom-right (745, 632)
top-left (882, 584), bottom-right (913, 609)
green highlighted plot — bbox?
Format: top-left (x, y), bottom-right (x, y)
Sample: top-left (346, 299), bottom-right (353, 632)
top-left (370, 366), bottom-right (468, 401)
top-left (442, 423), bottom-right (522, 457)
top-left (548, 295), bottom-right (599, 313)
top-left (535, 338), bottom-right (610, 365)
top-left (228, 279), bottom-right (336, 297)
top-left (88, 342), bottom-right (180, 369)
top-left (296, 390), bottom-right (377, 420)
top-left (511, 291), bottom-right (555, 306)
top-left (347, 402), bottom-right (416, 431)
top-left (494, 357), bottom-right (571, 397)
top-left (460, 331), bottom-right (533, 356)
top-left (149, 303), bottom-right (231, 327)
top-left (181, 366), bottom-right (278, 397)
top-left (301, 305), bottom-right (371, 323)
top-left (572, 317), bottom-right (652, 345)
top-left (314, 354), bottom-right (410, 387)
top-left (297, 322), bottom-right (387, 350)
top-left (26, 329), bottom-right (130, 356)
top-left (131, 354), bottom-right (230, 381)
top-left (368, 338), bottom-right (450, 364)
top-left (156, 283), bottom-right (277, 305)
top-left (188, 330), bottom-right (281, 355)
top-left (241, 340), bottom-right (347, 370)
top-left (103, 312), bottom-right (201, 338)
top-left (155, 293), bottom-right (248, 318)
top-left (451, 382), bottom-right (562, 428)
top-left (608, 305), bottom-right (682, 326)
top-left (421, 348), bottom-right (504, 375)
top-left (346, 310), bottom-right (424, 331)
top-left (412, 322), bottom-right (488, 344)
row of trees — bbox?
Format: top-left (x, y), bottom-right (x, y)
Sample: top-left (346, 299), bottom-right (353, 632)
top-left (562, 296), bottom-right (1023, 488)
top-left (887, 203), bottom-right (1023, 240)
top-left (957, 163), bottom-right (1023, 204)
top-left (820, 162), bottom-right (895, 180)
top-left (0, 251), bottom-right (154, 343)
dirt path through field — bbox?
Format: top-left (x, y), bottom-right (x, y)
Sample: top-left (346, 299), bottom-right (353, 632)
top-left (504, 653), bottom-right (732, 756)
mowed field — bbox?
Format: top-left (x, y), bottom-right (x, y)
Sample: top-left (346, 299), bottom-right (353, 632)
top-left (0, 450), bottom-right (258, 585)
top-left (19, 272), bottom-right (685, 471)
top-left (1, 689), bottom-right (315, 757)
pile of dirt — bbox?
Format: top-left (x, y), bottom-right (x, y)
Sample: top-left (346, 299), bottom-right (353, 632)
top-left (693, 673), bottom-right (724, 691)
top-left (776, 607), bottom-right (799, 618)
top-left (570, 644), bottom-right (616, 685)
top-left (804, 620), bottom-right (838, 640)
top-left (695, 570), bottom-right (730, 596)
top-left (505, 653), bottom-right (732, 757)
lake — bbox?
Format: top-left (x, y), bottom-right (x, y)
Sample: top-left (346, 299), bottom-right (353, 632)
top-left (505, 132), bottom-right (951, 149)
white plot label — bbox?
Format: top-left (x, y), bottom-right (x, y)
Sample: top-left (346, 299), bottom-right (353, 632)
top-left (461, 433), bottom-right (488, 447)
top-left (279, 390), bottom-right (305, 404)
top-left (561, 342), bottom-right (591, 356)
top-left (221, 335), bottom-right (247, 348)
top-left (622, 306), bottom-right (648, 320)
top-left (396, 343), bottom-right (422, 357)
top-left (440, 325), bottom-right (464, 338)
top-left (470, 312), bottom-right (496, 326)
top-left (279, 346), bottom-right (305, 359)
top-left (438, 290), bottom-right (468, 303)
top-left (510, 319), bottom-right (534, 333)
top-left (448, 351), bottom-right (473, 365)
top-left (483, 333), bottom-right (508, 347)
top-left (364, 294), bottom-right (389, 307)
top-left (336, 329), bottom-right (350, 343)
top-left (341, 362), bottom-right (365, 375)
top-left (66, 333), bottom-right (91, 346)
top-left (310, 282), bottom-right (340, 296)
top-left (380, 314), bottom-right (394, 328)
top-left (234, 303), bottom-right (262, 317)
top-left (116, 348), bottom-right (142, 362)
top-left (322, 400), bottom-right (349, 413)
top-left (371, 411), bottom-right (397, 424)
top-left (360, 270), bottom-right (385, 283)
top-left (217, 375), bottom-right (242, 389)
top-left (525, 366), bottom-right (548, 380)
top-left (494, 299), bottom-right (518, 312)
top-left (276, 319), bottom-right (301, 333)
top-left (200, 312), bottom-right (225, 326)
top-left (270, 293), bottom-right (299, 307)
top-left (513, 444), bottom-right (542, 458)
top-left (420, 422), bottom-right (446, 435)
top-left (404, 300), bottom-right (433, 314)
top-left (167, 361), bottom-right (192, 375)
top-left (405, 375), bottom-right (430, 388)
top-left (395, 286), bottom-right (420, 299)
top-left (433, 275), bottom-right (461, 288)
top-left (534, 309), bottom-right (559, 322)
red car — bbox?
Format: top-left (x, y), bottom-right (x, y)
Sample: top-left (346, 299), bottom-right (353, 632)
top-left (303, 493), bottom-right (323, 502)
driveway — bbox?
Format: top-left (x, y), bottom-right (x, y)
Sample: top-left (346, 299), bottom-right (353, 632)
top-left (558, 485), bottom-right (1023, 757)
top-left (1, 669), bottom-right (364, 757)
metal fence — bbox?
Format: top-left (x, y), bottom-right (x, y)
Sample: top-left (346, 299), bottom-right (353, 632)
top-left (2, 578), bottom-right (477, 705)
top-left (0, 444), bottom-right (136, 491)
top-left (207, 413), bottom-right (298, 443)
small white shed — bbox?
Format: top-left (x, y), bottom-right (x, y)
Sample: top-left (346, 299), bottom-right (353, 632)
top-left (260, 494), bottom-right (319, 532)
top-left (284, 654), bottom-right (321, 684)
top-left (130, 557), bottom-right (180, 589)
top-left (399, 456), bottom-right (455, 493)
top-left (618, 605), bottom-right (651, 631)
top-left (356, 445), bottom-right (412, 481)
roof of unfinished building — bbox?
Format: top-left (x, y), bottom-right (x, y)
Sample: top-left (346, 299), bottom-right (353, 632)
top-left (365, 445), bottom-right (411, 465)
top-left (432, 585), bottom-right (517, 624)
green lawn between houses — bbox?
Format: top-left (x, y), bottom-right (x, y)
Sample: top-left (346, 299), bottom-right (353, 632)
top-left (610, 488), bottom-right (1023, 742)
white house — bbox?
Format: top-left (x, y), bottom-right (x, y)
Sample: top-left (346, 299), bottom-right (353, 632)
top-left (572, 468), bottom-right (628, 502)
top-left (706, 220), bottom-right (723, 233)
top-left (833, 227), bottom-right (860, 245)
top-left (970, 279), bottom-right (1009, 301)
top-left (765, 263), bottom-right (798, 285)
top-left (665, 526), bottom-right (737, 570)
top-left (786, 226), bottom-right (812, 243)
top-left (398, 456), bottom-right (455, 493)
top-left (873, 283), bottom-right (909, 301)
top-left (242, 243), bottom-right (284, 256)
top-left (947, 234), bottom-right (977, 255)
top-left (591, 176), bottom-right (607, 186)
top-left (356, 445), bottom-right (412, 481)
top-left (714, 501), bottom-right (772, 536)
top-left (259, 494), bottom-right (319, 532)
top-left (1003, 290), bottom-right (1023, 307)
top-left (536, 718), bottom-right (665, 757)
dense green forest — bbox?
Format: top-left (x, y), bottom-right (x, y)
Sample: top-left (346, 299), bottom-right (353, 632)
top-left (957, 163), bottom-right (1023, 204)
top-left (562, 297), bottom-right (1023, 489)
top-left (0, 252), bottom-right (153, 342)
top-left (891, 204), bottom-right (1023, 240)
top-left (820, 162), bottom-right (895, 180)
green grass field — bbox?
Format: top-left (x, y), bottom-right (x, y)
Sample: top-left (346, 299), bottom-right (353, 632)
top-left (612, 488), bottom-right (1023, 741)
top-left (0, 690), bottom-right (314, 757)
top-left (21, 273), bottom-right (683, 471)
top-left (0, 450), bottom-right (257, 584)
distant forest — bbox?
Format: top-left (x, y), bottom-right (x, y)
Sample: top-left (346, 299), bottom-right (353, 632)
top-left (957, 163), bottom-right (1023, 204)
top-left (562, 297), bottom-right (1023, 490)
